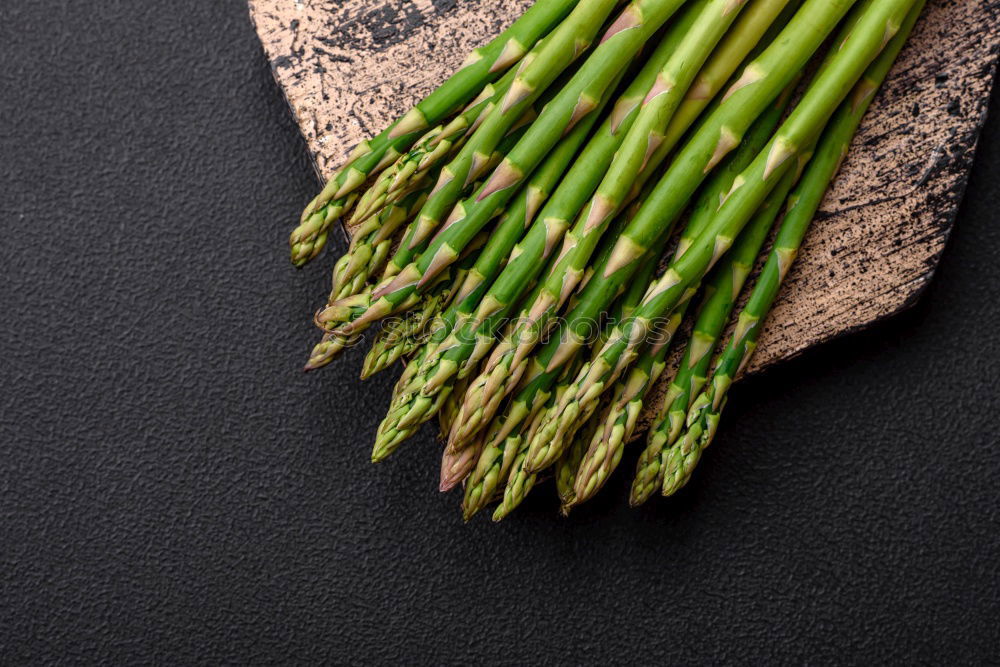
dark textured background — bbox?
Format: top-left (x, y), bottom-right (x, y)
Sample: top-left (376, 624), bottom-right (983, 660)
top-left (2, 1), bottom-right (999, 664)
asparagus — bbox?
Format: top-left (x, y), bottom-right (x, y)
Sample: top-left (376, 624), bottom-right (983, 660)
top-left (619, 81), bottom-right (797, 501)
top-left (521, 18), bottom-right (802, 480)
top-left (360, 95), bottom-right (608, 381)
top-left (320, 0), bottom-right (687, 338)
top-left (330, 187), bottom-right (431, 308)
top-left (618, 161), bottom-right (796, 505)
top-left (523, 209), bottom-right (674, 472)
top-left (568, 301), bottom-right (689, 508)
top-left (323, 109), bottom-right (537, 328)
top-left (444, 0), bottom-right (788, 388)
top-left (460, 0), bottom-right (795, 371)
top-left (438, 374), bottom-right (471, 442)
top-left (470, 355), bottom-right (582, 521)
top-left (312, 122), bottom-right (535, 369)
top-left (289, 0), bottom-right (578, 266)
top-left (319, 0), bottom-right (614, 306)
top-left (439, 375), bottom-right (480, 492)
top-left (460, 227), bottom-right (627, 519)
top-left (663, 1), bottom-right (923, 497)
top-left (348, 63), bottom-right (524, 228)
top-left (539, 0), bottom-right (918, 472)
top-left (365, 0), bottom-right (792, 378)
top-left (452, 0), bottom-right (849, 451)
top-left (365, 1), bottom-right (711, 460)
top-left (367, 70), bottom-right (633, 462)
top-left (464, 225), bottom-right (652, 519)
top-left (373, 3), bottom-right (707, 435)
top-left (333, 71), bottom-right (526, 297)
top-left (361, 234), bottom-right (485, 379)
top-left (493, 0), bottom-right (756, 400)
top-left (564, 128), bottom-right (794, 494)
top-left (556, 410), bottom-right (601, 509)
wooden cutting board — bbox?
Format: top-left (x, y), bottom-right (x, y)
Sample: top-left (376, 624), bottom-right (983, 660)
top-left (250, 0), bottom-right (1000, 383)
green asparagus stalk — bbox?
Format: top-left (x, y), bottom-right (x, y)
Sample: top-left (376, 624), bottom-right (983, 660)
top-left (315, 0), bottom-right (614, 302)
top-left (522, 204), bottom-right (677, 473)
top-left (367, 0), bottom-right (709, 462)
top-left (556, 410), bottom-right (601, 509)
top-left (371, 2), bottom-right (708, 448)
top-left (492, 254), bottom-right (665, 519)
top-left (439, 374), bottom-right (480, 492)
top-left (348, 63), bottom-right (526, 228)
top-left (290, 0), bottom-right (579, 266)
top-left (359, 91), bottom-right (609, 381)
top-left (329, 187), bottom-right (431, 307)
top-left (627, 101), bottom-right (796, 503)
top-left (312, 122), bottom-right (536, 364)
top-left (355, 0), bottom-right (794, 377)
top-left (451, 0), bottom-right (851, 451)
top-left (464, 226), bottom-right (653, 519)
top-left (663, 1), bottom-right (923, 497)
top-left (495, 0), bottom-right (756, 394)
top-left (541, 0), bottom-right (917, 472)
top-left (471, 356), bottom-right (581, 521)
top-left (438, 373), bottom-right (471, 441)
top-left (423, 0), bottom-right (786, 405)
top-left (361, 234), bottom-right (485, 379)
top-left (610, 162), bottom-right (795, 506)
top-left (367, 65), bottom-right (632, 461)
top-left (567, 301), bottom-right (689, 508)
top-left (323, 107), bottom-right (538, 321)
top-left (525, 39), bottom-right (795, 480)
top-left (440, 435), bottom-right (485, 493)
top-left (320, 0), bottom-right (687, 337)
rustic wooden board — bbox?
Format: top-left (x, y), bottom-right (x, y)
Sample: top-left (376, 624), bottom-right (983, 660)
top-left (251, 0), bottom-right (1000, 412)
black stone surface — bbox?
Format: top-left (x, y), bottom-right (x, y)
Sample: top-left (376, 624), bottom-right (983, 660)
top-left (2, 1), bottom-right (998, 663)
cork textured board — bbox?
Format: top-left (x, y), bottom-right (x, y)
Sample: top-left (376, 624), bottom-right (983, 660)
top-left (250, 0), bottom-right (1000, 426)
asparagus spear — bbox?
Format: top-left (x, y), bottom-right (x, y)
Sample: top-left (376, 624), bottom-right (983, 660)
top-left (628, 97), bottom-right (796, 503)
top-left (459, 222), bottom-right (636, 519)
top-left (472, 356), bottom-right (582, 521)
top-left (329, 186), bottom-right (431, 308)
top-left (465, 225), bottom-right (654, 519)
top-left (309, 121), bottom-right (535, 368)
top-left (556, 410), bottom-right (602, 509)
top-left (333, 69), bottom-right (526, 296)
top-left (320, 0), bottom-right (687, 337)
top-left (348, 63), bottom-right (524, 228)
top-left (568, 145), bottom-right (795, 500)
top-left (359, 90), bottom-right (609, 381)
top-left (290, 0), bottom-right (579, 266)
top-left (322, 98), bottom-right (544, 327)
top-left (361, 234), bottom-right (486, 380)
top-left (419, 0), bottom-right (788, 413)
top-left (574, 160), bottom-right (797, 508)
top-left (663, 1), bottom-right (923, 497)
top-left (317, 0), bottom-right (614, 298)
top-left (371, 3), bottom-right (708, 442)
top-left (438, 372), bottom-right (469, 440)
top-left (452, 0), bottom-right (853, 451)
top-left (493, 0), bottom-right (756, 403)
top-left (352, 0), bottom-right (793, 377)
top-left (440, 434), bottom-right (485, 493)
top-left (366, 2), bottom-right (713, 460)
top-left (540, 0), bottom-right (918, 471)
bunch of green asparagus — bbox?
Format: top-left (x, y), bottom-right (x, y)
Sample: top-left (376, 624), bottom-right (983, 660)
top-left (289, 0), bottom-right (924, 520)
